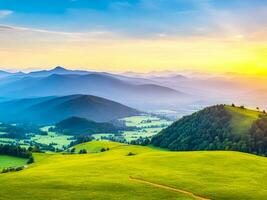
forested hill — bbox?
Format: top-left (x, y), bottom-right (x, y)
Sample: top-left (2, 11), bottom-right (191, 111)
top-left (52, 117), bottom-right (119, 135)
top-left (151, 105), bottom-right (267, 156)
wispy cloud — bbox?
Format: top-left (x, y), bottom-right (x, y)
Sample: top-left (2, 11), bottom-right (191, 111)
top-left (0, 10), bottom-right (13, 18)
top-left (110, 1), bottom-right (132, 10)
top-left (0, 24), bottom-right (115, 41)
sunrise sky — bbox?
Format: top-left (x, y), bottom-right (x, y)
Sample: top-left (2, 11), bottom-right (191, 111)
top-left (0, 0), bottom-right (267, 74)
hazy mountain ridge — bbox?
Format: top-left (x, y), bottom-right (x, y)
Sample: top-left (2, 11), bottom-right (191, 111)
top-left (0, 94), bottom-right (140, 125)
top-left (0, 67), bottom-right (191, 110)
top-left (1, 66), bottom-right (266, 111)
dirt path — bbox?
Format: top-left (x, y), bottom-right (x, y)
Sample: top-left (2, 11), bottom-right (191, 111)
top-left (129, 176), bottom-right (211, 200)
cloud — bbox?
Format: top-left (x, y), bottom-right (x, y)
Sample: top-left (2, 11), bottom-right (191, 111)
top-left (0, 10), bottom-right (13, 18)
top-left (0, 24), bottom-right (117, 47)
top-left (110, 1), bottom-right (132, 10)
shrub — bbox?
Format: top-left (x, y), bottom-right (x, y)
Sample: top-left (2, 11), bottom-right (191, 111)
top-left (27, 156), bottom-right (34, 164)
top-left (2, 166), bottom-right (24, 173)
top-left (79, 149), bottom-right (87, 154)
top-left (126, 152), bottom-right (136, 156)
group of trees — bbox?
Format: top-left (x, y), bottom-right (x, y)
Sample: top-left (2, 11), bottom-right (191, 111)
top-left (69, 135), bottom-right (94, 147)
top-left (78, 149), bottom-right (87, 154)
top-left (0, 123), bottom-right (47, 139)
top-left (0, 144), bottom-right (32, 159)
top-left (249, 115), bottom-right (267, 156)
top-left (130, 137), bottom-right (150, 146)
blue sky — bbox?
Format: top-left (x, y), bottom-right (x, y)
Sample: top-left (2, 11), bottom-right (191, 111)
top-left (0, 0), bottom-right (267, 73)
top-left (0, 0), bottom-right (266, 36)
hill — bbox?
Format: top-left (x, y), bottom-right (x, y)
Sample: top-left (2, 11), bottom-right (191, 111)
top-left (151, 105), bottom-right (267, 156)
top-left (0, 141), bottom-right (267, 199)
top-left (0, 95), bottom-right (140, 125)
top-left (53, 117), bottom-right (119, 135)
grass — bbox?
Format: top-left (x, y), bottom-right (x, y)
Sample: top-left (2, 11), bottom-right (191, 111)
top-left (225, 105), bottom-right (263, 135)
top-left (73, 140), bottom-right (126, 153)
top-left (0, 141), bottom-right (267, 200)
top-left (31, 133), bottom-right (73, 149)
top-left (0, 155), bottom-right (28, 170)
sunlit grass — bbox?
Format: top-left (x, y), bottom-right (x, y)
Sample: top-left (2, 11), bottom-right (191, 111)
top-left (0, 141), bottom-right (266, 199)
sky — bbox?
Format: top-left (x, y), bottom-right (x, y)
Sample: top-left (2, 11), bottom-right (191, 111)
top-left (0, 0), bottom-right (267, 74)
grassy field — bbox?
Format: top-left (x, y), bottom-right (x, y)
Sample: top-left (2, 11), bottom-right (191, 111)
top-left (0, 141), bottom-right (267, 200)
top-left (122, 115), bottom-right (172, 128)
top-left (118, 115), bottom-right (172, 141)
top-left (0, 155), bottom-right (28, 170)
top-left (73, 140), bottom-right (126, 153)
top-left (225, 105), bottom-right (263, 135)
top-left (0, 126), bottom-right (75, 150)
top-left (31, 132), bottom-right (73, 149)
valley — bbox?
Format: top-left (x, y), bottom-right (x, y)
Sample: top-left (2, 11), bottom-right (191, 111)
top-left (0, 114), bottom-right (172, 151)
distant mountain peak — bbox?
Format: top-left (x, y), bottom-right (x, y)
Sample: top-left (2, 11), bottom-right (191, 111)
top-left (52, 66), bottom-right (67, 71)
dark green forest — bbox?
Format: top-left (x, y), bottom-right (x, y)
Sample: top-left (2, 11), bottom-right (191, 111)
top-left (51, 117), bottom-right (119, 135)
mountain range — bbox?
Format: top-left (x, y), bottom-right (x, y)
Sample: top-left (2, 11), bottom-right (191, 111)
top-left (0, 67), bottom-right (191, 110)
top-left (0, 94), bottom-right (140, 125)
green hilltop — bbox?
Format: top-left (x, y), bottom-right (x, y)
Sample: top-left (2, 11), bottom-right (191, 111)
top-left (225, 105), bottom-right (262, 135)
top-left (151, 105), bottom-right (267, 156)
top-left (0, 141), bottom-right (267, 200)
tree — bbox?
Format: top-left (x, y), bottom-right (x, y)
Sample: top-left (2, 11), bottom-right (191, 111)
top-left (79, 149), bottom-right (87, 154)
top-left (126, 152), bottom-right (136, 156)
top-left (27, 156), bottom-right (34, 164)
top-left (70, 148), bottom-right (76, 153)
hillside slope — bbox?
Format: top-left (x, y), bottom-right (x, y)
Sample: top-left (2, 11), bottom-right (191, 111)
top-left (151, 105), bottom-right (267, 156)
top-left (0, 141), bottom-right (267, 200)
top-left (0, 95), bottom-right (140, 124)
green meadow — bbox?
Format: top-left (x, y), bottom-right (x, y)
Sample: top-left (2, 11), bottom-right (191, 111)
top-left (0, 141), bottom-right (267, 200)
top-left (122, 115), bottom-right (172, 128)
top-left (0, 155), bottom-right (28, 170)
top-left (119, 115), bottom-right (172, 141)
